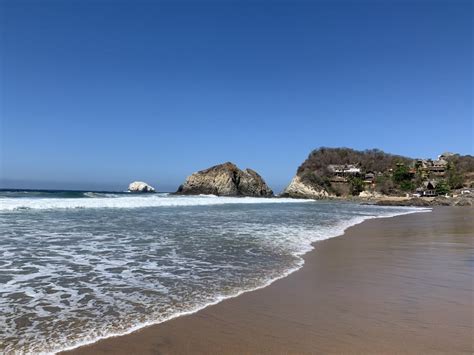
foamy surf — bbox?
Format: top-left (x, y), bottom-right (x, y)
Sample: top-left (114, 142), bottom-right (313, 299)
top-left (0, 193), bottom-right (430, 354)
top-left (0, 194), bottom-right (311, 211)
top-left (56, 208), bottom-right (431, 355)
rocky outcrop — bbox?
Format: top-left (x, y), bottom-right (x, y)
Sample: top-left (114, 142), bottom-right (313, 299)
top-left (128, 181), bottom-right (156, 193)
top-left (375, 195), bottom-right (473, 207)
top-left (282, 176), bottom-right (330, 199)
top-left (375, 198), bottom-right (432, 207)
top-left (358, 190), bottom-right (383, 200)
top-left (176, 162), bottom-right (273, 197)
top-left (454, 197), bottom-right (473, 207)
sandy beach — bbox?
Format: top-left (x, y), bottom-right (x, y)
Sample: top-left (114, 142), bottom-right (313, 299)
top-left (64, 207), bottom-right (473, 355)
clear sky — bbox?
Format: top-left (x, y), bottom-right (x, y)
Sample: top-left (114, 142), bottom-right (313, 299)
top-left (1, 0), bottom-right (472, 192)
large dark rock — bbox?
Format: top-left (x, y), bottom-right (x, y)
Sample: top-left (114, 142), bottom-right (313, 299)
top-left (176, 162), bottom-right (273, 197)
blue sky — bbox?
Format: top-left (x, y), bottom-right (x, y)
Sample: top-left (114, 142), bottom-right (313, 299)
top-left (1, 0), bottom-right (472, 192)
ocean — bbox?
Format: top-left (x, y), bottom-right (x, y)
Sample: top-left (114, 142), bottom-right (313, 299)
top-left (0, 190), bottom-right (429, 353)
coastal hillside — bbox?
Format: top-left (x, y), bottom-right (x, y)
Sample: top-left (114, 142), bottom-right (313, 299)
top-left (283, 147), bottom-right (474, 199)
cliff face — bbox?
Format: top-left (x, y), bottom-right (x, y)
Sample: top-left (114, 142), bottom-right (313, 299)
top-left (176, 162), bottom-right (273, 197)
top-left (282, 176), bottom-right (331, 199)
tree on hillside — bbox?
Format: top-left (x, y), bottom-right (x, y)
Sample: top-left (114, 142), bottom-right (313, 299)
top-left (435, 180), bottom-right (450, 195)
top-left (392, 165), bottom-right (414, 191)
top-left (375, 175), bottom-right (395, 195)
top-left (446, 162), bottom-right (464, 189)
top-left (348, 176), bottom-right (365, 196)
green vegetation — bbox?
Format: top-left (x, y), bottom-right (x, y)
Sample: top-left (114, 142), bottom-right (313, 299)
top-left (435, 180), bottom-right (450, 195)
top-left (348, 176), bottom-right (365, 196)
top-left (391, 164), bottom-right (414, 191)
top-left (375, 175), bottom-right (394, 195)
top-left (446, 162), bottom-right (464, 189)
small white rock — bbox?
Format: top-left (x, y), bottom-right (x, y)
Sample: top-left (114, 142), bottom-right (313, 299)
top-left (128, 181), bottom-right (156, 193)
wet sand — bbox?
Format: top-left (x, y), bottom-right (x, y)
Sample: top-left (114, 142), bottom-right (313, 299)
top-left (65, 207), bottom-right (473, 354)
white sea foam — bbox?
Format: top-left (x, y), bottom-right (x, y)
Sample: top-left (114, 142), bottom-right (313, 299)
top-left (0, 194), bottom-right (311, 211)
top-left (55, 207), bottom-right (431, 355)
top-left (0, 198), bottom-right (431, 354)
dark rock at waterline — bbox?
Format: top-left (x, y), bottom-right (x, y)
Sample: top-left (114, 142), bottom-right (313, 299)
top-left (375, 196), bottom-right (473, 207)
top-left (375, 198), bottom-right (432, 207)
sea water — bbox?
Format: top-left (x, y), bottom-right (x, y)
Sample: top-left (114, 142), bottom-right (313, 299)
top-left (0, 190), bottom-right (429, 353)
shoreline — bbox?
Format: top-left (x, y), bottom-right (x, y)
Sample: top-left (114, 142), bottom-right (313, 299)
top-left (58, 206), bottom-right (446, 355)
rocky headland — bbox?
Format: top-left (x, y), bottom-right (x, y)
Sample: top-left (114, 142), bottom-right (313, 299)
top-left (176, 162), bottom-right (273, 197)
top-left (282, 147), bottom-right (474, 207)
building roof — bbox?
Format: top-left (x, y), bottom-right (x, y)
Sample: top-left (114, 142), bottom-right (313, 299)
top-left (327, 164), bottom-right (361, 173)
top-left (423, 180), bottom-right (438, 189)
top-left (416, 159), bottom-right (430, 168)
top-left (433, 159), bottom-right (448, 167)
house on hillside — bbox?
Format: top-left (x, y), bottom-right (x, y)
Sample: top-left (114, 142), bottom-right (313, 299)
top-left (363, 172), bottom-right (375, 184)
top-left (429, 159), bottom-right (448, 176)
top-left (415, 159), bottom-right (430, 178)
top-left (327, 164), bottom-right (361, 177)
top-left (416, 180), bottom-right (438, 197)
top-left (329, 175), bottom-right (348, 183)
top-left (415, 159), bottom-right (430, 169)
top-left (416, 158), bottom-right (448, 177)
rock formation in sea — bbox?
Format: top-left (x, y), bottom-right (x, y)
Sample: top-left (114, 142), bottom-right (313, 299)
top-left (176, 162), bottom-right (273, 197)
top-left (128, 181), bottom-right (156, 193)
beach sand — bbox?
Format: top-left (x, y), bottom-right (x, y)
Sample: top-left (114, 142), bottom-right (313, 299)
top-left (64, 207), bottom-right (473, 354)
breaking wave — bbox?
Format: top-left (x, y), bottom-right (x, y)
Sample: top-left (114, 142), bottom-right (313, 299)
top-left (0, 194), bottom-right (311, 211)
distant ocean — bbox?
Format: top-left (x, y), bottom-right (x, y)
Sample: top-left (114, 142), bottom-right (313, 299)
top-left (0, 189), bottom-right (429, 353)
